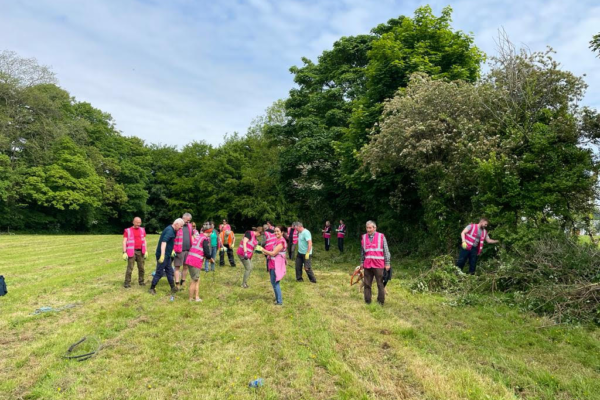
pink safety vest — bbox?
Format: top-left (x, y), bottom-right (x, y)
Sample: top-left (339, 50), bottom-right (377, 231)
top-left (264, 231), bottom-right (277, 251)
top-left (287, 228), bottom-right (299, 244)
top-left (323, 226), bottom-right (331, 238)
top-left (464, 224), bottom-right (487, 255)
top-left (174, 223), bottom-right (193, 253)
top-left (268, 237), bottom-right (288, 282)
top-left (124, 227), bottom-right (147, 257)
top-left (362, 232), bottom-right (385, 269)
top-left (337, 224), bottom-right (346, 238)
top-left (237, 231), bottom-right (258, 259)
top-left (185, 235), bottom-right (207, 269)
top-left (219, 224), bottom-right (231, 233)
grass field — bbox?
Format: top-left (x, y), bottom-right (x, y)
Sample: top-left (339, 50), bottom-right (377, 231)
top-left (1, 235), bottom-right (599, 400)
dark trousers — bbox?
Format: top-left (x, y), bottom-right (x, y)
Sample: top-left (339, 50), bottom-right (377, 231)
top-left (219, 247), bottom-right (236, 267)
top-left (363, 268), bottom-right (385, 305)
top-left (324, 237), bottom-right (330, 251)
top-left (457, 247), bottom-right (478, 274)
top-left (295, 253), bottom-right (317, 283)
top-left (338, 237), bottom-right (344, 252)
top-left (151, 255), bottom-right (175, 289)
top-left (125, 249), bottom-right (145, 285)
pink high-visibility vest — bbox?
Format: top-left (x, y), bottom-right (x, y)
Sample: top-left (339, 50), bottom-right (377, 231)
top-left (323, 225), bottom-right (331, 238)
top-left (362, 232), bottom-right (385, 269)
top-left (268, 237), bottom-right (288, 281)
top-left (464, 224), bottom-right (487, 255)
top-left (174, 223), bottom-right (193, 253)
top-left (287, 228), bottom-right (299, 244)
top-left (264, 231), bottom-right (277, 251)
top-left (185, 235), bottom-right (208, 269)
top-left (219, 224), bottom-right (231, 232)
top-left (337, 224), bottom-right (346, 238)
top-left (237, 231), bottom-right (258, 259)
top-left (124, 227), bottom-right (147, 257)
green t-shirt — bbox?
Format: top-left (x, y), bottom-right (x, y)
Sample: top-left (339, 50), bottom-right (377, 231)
top-left (210, 230), bottom-right (218, 247)
top-left (297, 229), bottom-right (313, 255)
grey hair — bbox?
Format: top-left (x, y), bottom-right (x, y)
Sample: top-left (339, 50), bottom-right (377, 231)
top-left (174, 218), bottom-right (185, 226)
top-left (366, 220), bottom-right (377, 228)
top-left (182, 212), bottom-right (192, 219)
top-left (296, 221), bottom-right (303, 228)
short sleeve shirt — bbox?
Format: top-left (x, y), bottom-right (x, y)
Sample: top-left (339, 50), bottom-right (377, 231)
top-left (298, 229), bottom-right (312, 255)
top-left (155, 225), bottom-right (177, 258)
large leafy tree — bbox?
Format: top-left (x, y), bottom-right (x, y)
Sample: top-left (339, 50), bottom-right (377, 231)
top-left (363, 40), bottom-right (599, 250)
top-left (273, 6), bottom-right (485, 237)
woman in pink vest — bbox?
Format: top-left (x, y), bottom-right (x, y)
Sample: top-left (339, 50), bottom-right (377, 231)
top-left (122, 217), bottom-right (148, 288)
top-left (237, 226), bottom-right (264, 288)
top-left (322, 221), bottom-right (332, 251)
top-left (360, 220), bottom-right (391, 305)
top-left (336, 220), bottom-right (346, 253)
top-left (457, 217), bottom-right (499, 274)
top-left (184, 227), bottom-right (212, 302)
top-left (261, 226), bottom-right (288, 306)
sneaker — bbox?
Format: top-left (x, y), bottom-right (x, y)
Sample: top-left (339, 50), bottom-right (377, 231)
top-left (241, 283), bottom-right (249, 289)
top-left (124, 284), bottom-right (131, 288)
top-left (275, 303), bottom-right (283, 306)
top-left (148, 288), bottom-right (156, 295)
top-left (195, 298), bottom-right (202, 302)
top-left (171, 288), bottom-right (178, 295)
top-left (139, 282), bottom-right (146, 286)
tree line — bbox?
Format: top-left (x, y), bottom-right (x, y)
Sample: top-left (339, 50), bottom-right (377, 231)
top-left (1, 6), bottom-right (599, 255)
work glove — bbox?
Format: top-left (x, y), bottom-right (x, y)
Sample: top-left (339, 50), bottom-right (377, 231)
top-left (305, 253), bottom-right (310, 260)
top-left (144, 252), bottom-right (148, 259)
top-left (122, 253), bottom-right (128, 261)
top-left (255, 245), bottom-right (264, 253)
top-left (462, 242), bottom-right (468, 250)
top-left (244, 256), bottom-right (249, 261)
top-left (171, 250), bottom-right (176, 258)
top-left (159, 254), bottom-right (165, 263)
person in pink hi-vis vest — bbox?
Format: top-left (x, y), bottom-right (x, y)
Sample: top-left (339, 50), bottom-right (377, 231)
top-left (360, 220), bottom-right (390, 305)
top-left (122, 217), bottom-right (148, 288)
top-left (457, 217), bottom-right (499, 275)
top-left (261, 226), bottom-right (288, 306)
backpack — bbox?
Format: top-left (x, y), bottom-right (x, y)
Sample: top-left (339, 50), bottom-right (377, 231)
top-left (0, 275), bottom-right (6, 296)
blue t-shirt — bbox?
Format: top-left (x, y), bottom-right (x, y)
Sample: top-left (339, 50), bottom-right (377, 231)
top-left (297, 229), bottom-right (313, 255)
top-left (155, 225), bottom-right (177, 258)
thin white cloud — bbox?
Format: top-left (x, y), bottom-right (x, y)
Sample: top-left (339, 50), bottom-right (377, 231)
top-left (1, 0), bottom-right (598, 147)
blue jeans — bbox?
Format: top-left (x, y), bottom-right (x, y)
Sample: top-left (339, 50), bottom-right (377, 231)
top-left (270, 268), bottom-right (282, 305)
top-left (204, 247), bottom-right (217, 272)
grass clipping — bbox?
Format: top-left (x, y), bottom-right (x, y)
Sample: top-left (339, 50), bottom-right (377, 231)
top-left (411, 237), bottom-right (600, 325)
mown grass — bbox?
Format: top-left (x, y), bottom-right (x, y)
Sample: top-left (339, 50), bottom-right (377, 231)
top-left (0, 235), bottom-right (599, 399)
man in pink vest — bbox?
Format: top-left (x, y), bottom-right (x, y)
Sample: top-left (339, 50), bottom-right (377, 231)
top-left (173, 212), bottom-right (193, 290)
top-left (457, 217), bottom-right (499, 274)
top-left (360, 220), bottom-right (390, 305)
top-left (122, 217), bottom-right (148, 288)
top-left (287, 223), bottom-right (299, 260)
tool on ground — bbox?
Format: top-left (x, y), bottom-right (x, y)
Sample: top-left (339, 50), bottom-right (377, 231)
top-left (63, 336), bottom-right (101, 361)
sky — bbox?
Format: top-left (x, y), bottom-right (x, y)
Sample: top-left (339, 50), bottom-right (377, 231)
top-left (1, 0), bottom-right (599, 147)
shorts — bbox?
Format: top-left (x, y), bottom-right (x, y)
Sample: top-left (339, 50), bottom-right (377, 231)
top-left (188, 266), bottom-right (201, 281)
top-left (173, 251), bottom-right (189, 267)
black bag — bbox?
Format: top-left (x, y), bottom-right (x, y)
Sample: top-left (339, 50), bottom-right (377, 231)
top-left (0, 275), bottom-right (6, 296)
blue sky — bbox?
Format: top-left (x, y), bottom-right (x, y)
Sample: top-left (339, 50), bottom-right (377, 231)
top-left (1, 0), bottom-right (599, 146)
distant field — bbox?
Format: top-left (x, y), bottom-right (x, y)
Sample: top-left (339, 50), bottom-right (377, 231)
top-left (1, 235), bottom-right (599, 399)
